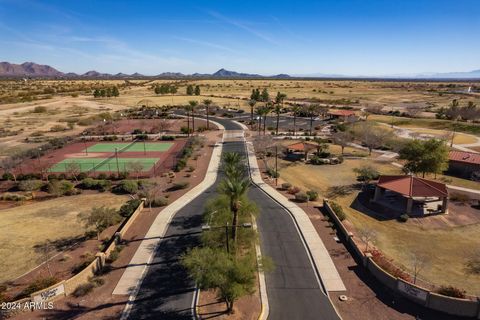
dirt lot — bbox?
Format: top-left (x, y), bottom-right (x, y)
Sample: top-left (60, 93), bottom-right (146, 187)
top-left (0, 193), bottom-right (129, 283)
top-left (273, 155), bottom-right (480, 295)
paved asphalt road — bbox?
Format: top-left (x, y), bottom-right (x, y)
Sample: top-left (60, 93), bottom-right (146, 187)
top-left (127, 117), bottom-right (340, 320)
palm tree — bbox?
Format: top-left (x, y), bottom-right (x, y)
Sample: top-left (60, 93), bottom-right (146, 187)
top-left (291, 104), bottom-right (301, 136)
top-left (273, 104), bottom-right (282, 135)
top-left (306, 104), bottom-right (319, 136)
top-left (263, 102), bottom-right (273, 135)
top-left (248, 99), bottom-right (257, 128)
top-left (218, 177), bottom-right (250, 246)
top-left (203, 99), bottom-right (213, 130)
top-left (188, 100), bottom-right (198, 133)
top-left (222, 152), bottom-right (244, 180)
top-left (184, 104), bottom-right (192, 136)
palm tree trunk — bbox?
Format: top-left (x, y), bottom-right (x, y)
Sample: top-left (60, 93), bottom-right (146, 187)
top-left (192, 112), bottom-right (195, 133)
top-left (250, 106), bottom-right (254, 128)
top-left (231, 209), bottom-right (238, 247)
top-left (293, 113), bottom-right (296, 136)
top-left (263, 115), bottom-right (267, 135)
top-left (186, 112), bottom-right (190, 137)
top-left (206, 106), bottom-right (210, 129)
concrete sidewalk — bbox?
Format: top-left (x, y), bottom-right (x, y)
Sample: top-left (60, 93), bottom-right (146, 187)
top-left (245, 140), bottom-right (346, 293)
top-left (113, 129), bottom-right (224, 296)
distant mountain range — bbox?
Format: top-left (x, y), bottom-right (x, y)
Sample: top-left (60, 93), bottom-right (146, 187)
top-left (0, 62), bottom-right (290, 79)
top-left (1, 61), bottom-right (479, 80)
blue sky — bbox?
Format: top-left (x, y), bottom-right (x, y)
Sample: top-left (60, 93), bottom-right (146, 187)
top-left (0, 0), bottom-right (479, 76)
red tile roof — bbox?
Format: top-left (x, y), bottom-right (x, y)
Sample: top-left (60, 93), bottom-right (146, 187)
top-left (449, 151), bottom-right (480, 165)
top-left (287, 141), bottom-right (319, 152)
top-left (377, 175), bottom-right (448, 198)
top-left (328, 110), bottom-right (356, 117)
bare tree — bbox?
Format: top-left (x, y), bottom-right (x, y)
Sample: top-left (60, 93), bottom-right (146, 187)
top-left (358, 227), bottom-right (377, 253)
top-left (332, 131), bottom-right (353, 154)
top-left (405, 105), bottom-right (423, 118)
top-left (356, 122), bottom-right (390, 155)
top-left (253, 135), bottom-right (275, 159)
top-left (127, 161), bottom-right (145, 180)
top-left (153, 119), bottom-right (173, 133)
top-left (0, 158), bottom-right (20, 182)
top-left (37, 239), bottom-right (54, 277)
top-left (363, 104), bottom-right (384, 120)
top-left (409, 251), bottom-right (429, 284)
top-left (138, 181), bottom-right (159, 211)
top-left (65, 162), bottom-right (81, 182)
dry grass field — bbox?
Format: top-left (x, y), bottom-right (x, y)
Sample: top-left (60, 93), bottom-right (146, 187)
top-left (0, 193), bottom-right (129, 282)
top-left (274, 156), bottom-right (480, 294)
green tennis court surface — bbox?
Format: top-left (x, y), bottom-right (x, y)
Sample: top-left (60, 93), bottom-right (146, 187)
top-left (49, 158), bottom-right (159, 173)
top-left (85, 142), bottom-right (173, 153)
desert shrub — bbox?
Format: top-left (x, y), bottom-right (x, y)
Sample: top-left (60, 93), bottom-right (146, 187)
top-left (180, 126), bottom-right (193, 134)
top-left (150, 196), bottom-right (169, 207)
top-left (171, 181), bottom-right (189, 190)
top-left (196, 126), bottom-right (207, 132)
top-left (398, 214), bottom-right (409, 222)
top-left (288, 186), bottom-right (300, 195)
top-left (330, 201), bottom-right (346, 221)
top-left (267, 168), bottom-right (280, 178)
top-left (175, 158), bottom-right (187, 172)
top-left (18, 179), bottom-right (43, 192)
top-left (295, 192), bottom-right (309, 202)
top-left (436, 285), bottom-right (466, 298)
top-left (33, 106), bottom-right (47, 113)
top-left (16, 276), bottom-right (58, 299)
top-left (114, 180), bottom-right (138, 194)
top-left (370, 250), bottom-right (411, 281)
top-left (50, 124), bottom-right (67, 132)
top-left (1, 172), bottom-right (14, 181)
top-left (187, 165), bottom-right (195, 172)
top-left (47, 180), bottom-right (75, 196)
top-left (281, 182), bottom-right (292, 190)
top-left (450, 193), bottom-right (470, 203)
top-left (119, 199), bottom-right (142, 217)
top-left (1, 193), bottom-right (28, 201)
top-left (306, 190), bottom-right (318, 201)
top-left (107, 245), bottom-right (125, 263)
top-left (79, 178), bottom-right (111, 192)
top-left (72, 283), bottom-right (95, 297)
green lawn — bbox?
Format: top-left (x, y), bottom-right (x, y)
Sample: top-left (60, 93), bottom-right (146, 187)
top-left (85, 142), bottom-right (173, 153)
top-left (50, 157), bottom-right (159, 172)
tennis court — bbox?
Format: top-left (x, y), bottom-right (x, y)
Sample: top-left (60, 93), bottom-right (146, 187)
top-left (85, 142), bottom-right (173, 153)
top-left (49, 158), bottom-right (160, 173)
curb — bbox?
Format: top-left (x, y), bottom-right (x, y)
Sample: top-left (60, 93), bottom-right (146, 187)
top-left (119, 120), bottom-right (225, 320)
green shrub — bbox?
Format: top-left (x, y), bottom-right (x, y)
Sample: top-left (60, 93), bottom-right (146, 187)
top-left (47, 180), bottom-right (75, 196)
top-left (330, 202), bottom-right (346, 221)
top-left (80, 178), bottom-right (111, 192)
top-left (107, 245), bottom-right (125, 263)
top-left (175, 158), bottom-right (187, 172)
top-left (398, 214), bottom-right (409, 222)
top-left (295, 192), bottom-right (309, 202)
top-left (119, 199), bottom-right (142, 217)
top-left (172, 181), bottom-right (189, 190)
top-left (161, 135), bottom-right (175, 141)
top-left (450, 193), bottom-right (470, 203)
top-left (181, 126), bottom-right (193, 134)
top-left (114, 180), bottom-right (138, 194)
top-left (16, 277), bottom-right (58, 299)
top-left (281, 182), bottom-right (292, 190)
top-left (306, 190), bottom-right (318, 201)
top-left (267, 168), bottom-right (280, 178)
top-left (2, 172), bottom-right (14, 181)
top-left (436, 285), bottom-right (466, 298)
